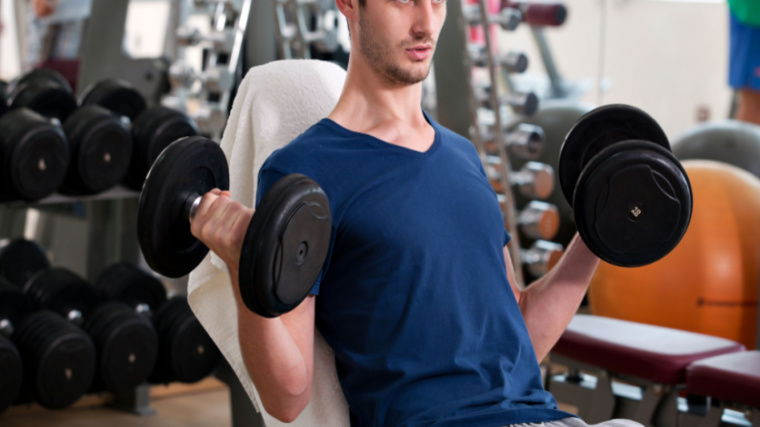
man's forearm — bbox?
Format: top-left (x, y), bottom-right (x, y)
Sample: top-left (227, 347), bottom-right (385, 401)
top-left (518, 234), bottom-right (600, 361)
top-left (229, 270), bottom-right (314, 422)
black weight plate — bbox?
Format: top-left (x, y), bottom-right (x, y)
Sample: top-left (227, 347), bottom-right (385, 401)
top-left (14, 310), bottom-right (96, 409)
top-left (0, 109), bottom-right (69, 201)
top-left (0, 278), bottom-right (32, 327)
top-left (85, 302), bottom-right (158, 393)
top-left (13, 68), bottom-right (72, 93)
top-left (95, 262), bottom-right (167, 311)
top-left (573, 140), bottom-right (692, 267)
top-left (127, 106), bottom-right (199, 190)
top-left (239, 174), bottom-right (331, 318)
top-left (559, 104), bottom-right (670, 207)
top-left (169, 309), bottom-right (220, 383)
top-left (148, 296), bottom-right (191, 384)
top-left (8, 69), bottom-right (76, 122)
top-left (24, 267), bottom-right (100, 320)
top-left (79, 78), bottom-right (147, 121)
top-left (60, 105), bottom-right (132, 195)
top-left (138, 136), bottom-right (229, 278)
top-left (0, 238), bottom-right (50, 288)
top-left (0, 335), bottom-right (22, 414)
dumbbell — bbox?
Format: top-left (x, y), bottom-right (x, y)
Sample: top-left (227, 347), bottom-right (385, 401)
top-left (0, 280), bottom-right (28, 413)
top-left (96, 263), bottom-right (220, 383)
top-left (79, 79), bottom-right (199, 190)
top-left (482, 123), bottom-right (545, 160)
top-left (475, 82), bottom-right (539, 117)
top-left (176, 26), bottom-right (236, 52)
top-left (558, 104), bottom-right (692, 266)
top-left (24, 267), bottom-right (158, 395)
top-left (521, 240), bottom-right (564, 277)
top-left (464, 5), bottom-right (523, 31)
top-left (169, 62), bottom-right (235, 93)
top-left (0, 108), bottom-right (70, 201)
top-left (56, 105), bottom-right (133, 195)
top-left (5, 68), bottom-right (78, 122)
top-left (502, 0), bottom-right (567, 27)
top-left (0, 275), bottom-right (95, 409)
top-left (137, 136), bottom-right (332, 318)
top-left (486, 157), bottom-right (554, 200)
top-left (469, 44), bottom-right (529, 74)
top-left (0, 238), bottom-right (51, 288)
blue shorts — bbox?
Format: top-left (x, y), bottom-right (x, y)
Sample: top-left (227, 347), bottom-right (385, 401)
top-left (729, 12), bottom-right (760, 90)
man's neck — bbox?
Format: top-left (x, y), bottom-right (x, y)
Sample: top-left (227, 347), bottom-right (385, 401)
top-left (328, 58), bottom-right (429, 137)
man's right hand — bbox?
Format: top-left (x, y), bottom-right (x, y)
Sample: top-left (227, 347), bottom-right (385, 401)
top-left (189, 188), bottom-right (254, 276)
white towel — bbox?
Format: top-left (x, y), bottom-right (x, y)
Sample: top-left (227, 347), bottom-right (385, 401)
top-left (187, 59), bottom-right (350, 427)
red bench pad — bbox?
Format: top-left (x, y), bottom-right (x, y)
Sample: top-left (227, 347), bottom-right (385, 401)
top-left (552, 315), bottom-right (745, 384)
top-left (687, 350), bottom-right (760, 407)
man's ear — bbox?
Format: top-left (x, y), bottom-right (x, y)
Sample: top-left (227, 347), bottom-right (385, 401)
top-left (335, 0), bottom-right (358, 22)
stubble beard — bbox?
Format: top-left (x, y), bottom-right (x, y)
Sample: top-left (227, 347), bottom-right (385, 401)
top-left (358, 11), bottom-right (432, 86)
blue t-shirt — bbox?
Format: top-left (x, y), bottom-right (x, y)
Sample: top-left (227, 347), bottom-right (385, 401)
top-left (256, 114), bottom-right (572, 426)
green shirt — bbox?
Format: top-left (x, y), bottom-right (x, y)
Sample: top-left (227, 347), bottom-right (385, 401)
top-left (729, 0), bottom-right (760, 27)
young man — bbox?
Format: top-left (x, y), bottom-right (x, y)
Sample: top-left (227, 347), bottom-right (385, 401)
top-left (191, 0), bottom-right (638, 425)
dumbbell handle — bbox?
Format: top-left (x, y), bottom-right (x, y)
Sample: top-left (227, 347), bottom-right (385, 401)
top-left (465, 6), bottom-right (522, 31)
top-left (0, 319), bottom-right (12, 336)
top-left (185, 193), bottom-right (203, 223)
top-left (502, 1), bottom-right (567, 27)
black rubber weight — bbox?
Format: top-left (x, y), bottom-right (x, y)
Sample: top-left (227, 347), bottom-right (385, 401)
top-left (0, 238), bottom-right (50, 288)
top-left (0, 335), bottom-right (23, 414)
top-left (126, 106), bottom-right (199, 190)
top-left (149, 296), bottom-right (220, 384)
top-left (8, 69), bottom-right (77, 121)
top-left (84, 301), bottom-right (158, 393)
top-left (137, 136), bottom-right (229, 278)
top-left (23, 267), bottom-right (100, 320)
top-left (573, 140), bottom-right (692, 267)
top-left (239, 174), bottom-right (332, 318)
top-left (558, 104), bottom-right (670, 206)
top-left (95, 262), bottom-right (167, 311)
top-left (60, 105), bottom-right (132, 195)
top-left (0, 277), bottom-right (33, 327)
top-left (0, 109), bottom-right (69, 201)
top-left (79, 78), bottom-right (147, 121)
top-left (13, 311), bottom-right (96, 409)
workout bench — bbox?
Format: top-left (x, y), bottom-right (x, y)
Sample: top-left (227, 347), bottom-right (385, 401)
top-left (547, 314), bottom-right (745, 427)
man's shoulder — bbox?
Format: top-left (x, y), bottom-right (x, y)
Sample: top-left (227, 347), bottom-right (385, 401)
top-left (262, 120), bottom-right (338, 172)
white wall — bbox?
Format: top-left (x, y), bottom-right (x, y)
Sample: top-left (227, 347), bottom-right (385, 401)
top-left (502, 0), bottom-right (731, 139)
top-left (1, 0), bottom-right (22, 79)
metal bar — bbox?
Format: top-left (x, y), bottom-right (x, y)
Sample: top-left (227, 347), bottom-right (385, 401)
top-left (477, 0), bottom-right (524, 287)
top-left (530, 26), bottom-right (564, 98)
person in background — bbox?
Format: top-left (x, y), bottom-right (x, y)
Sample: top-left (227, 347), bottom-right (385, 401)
top-left (24, 0), bottom-right (89, 88)
top-left (728, 0), bottom-right (760, 125)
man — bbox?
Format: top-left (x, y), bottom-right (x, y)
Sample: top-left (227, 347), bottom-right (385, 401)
top-left (728, 0), bottom-right (760, 124)
top-left (191, 0), bottom-right (638, 425)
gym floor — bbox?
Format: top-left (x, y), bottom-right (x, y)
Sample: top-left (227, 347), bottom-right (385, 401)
top-left (0, 378), bottom-right (231, 427)
top-left (0, 366), bottom-right (572, 426)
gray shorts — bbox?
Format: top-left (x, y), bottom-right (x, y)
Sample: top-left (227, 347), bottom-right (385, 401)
top-left (509, 417), bottom-right (644, 427)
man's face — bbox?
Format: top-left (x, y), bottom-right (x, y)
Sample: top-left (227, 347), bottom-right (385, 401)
top-left (355, 0), bottom-right (446, 86)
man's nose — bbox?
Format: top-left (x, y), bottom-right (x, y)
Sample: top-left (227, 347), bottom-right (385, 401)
top-left (411, 1), bottom-right (436, 38)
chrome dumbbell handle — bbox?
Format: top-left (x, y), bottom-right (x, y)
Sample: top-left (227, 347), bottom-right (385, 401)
top-left (465, 5), bottom-right (523, 31)
top-left (177, 27), bottom-right (236, 52)
top-left (468, 44), bottom-right (529, 73)
top-left (512, 161), bottom-right (555, 200)
top-left (169, 62), bottom-right (234, 92)
top-left (504, 124), bottom-right (545, 160)
top-left (518, 200), bottom-right (559, 241)
top-left (473, 83), bottom-right (538, 116)
top-left (521, 240), bottom-right (564, 277)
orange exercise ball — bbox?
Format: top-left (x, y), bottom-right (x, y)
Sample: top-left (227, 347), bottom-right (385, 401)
top-left (588, 160), bottom-right (760, 349)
